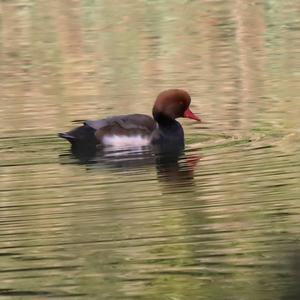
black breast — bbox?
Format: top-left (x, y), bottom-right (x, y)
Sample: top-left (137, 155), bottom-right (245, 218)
top-left (151, 120), bottom-right (185, 152)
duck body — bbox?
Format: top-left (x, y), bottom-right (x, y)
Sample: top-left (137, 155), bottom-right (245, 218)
top-left (59, 89), bottom-right (200, 151)
top-left (59, 113), bottom-right (184, 150)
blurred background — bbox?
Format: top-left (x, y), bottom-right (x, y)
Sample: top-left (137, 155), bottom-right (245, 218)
top-left (0, 0), bottom-right (300, 299)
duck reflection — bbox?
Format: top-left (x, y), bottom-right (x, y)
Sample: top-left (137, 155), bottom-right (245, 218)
top-left (59, 142), bottom-right (200, 186)
top-left (155, 151), bottom-right (200, 185)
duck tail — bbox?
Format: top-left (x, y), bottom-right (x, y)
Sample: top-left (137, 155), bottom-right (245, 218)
top-left (58, 132), bottom-right (77, 143)
top-left (58, 125), bottom-right (97, 146)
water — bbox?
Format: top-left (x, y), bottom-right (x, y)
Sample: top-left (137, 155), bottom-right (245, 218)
top-left (1, 0), bottom-right (300, 299)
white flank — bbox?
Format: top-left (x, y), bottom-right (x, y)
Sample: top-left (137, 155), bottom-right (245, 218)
top-left (102, 135), bottom-right (151, 148)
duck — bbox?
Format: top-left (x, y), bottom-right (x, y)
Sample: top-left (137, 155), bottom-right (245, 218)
top-left (58, 89), bottom-right (201, 151)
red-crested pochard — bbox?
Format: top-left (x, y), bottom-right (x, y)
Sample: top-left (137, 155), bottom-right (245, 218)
top-left (58, 89), bottom-right (200, 150)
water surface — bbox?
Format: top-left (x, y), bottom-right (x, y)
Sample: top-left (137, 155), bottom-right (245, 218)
top-left (0, 1), bottom-right (300, 299)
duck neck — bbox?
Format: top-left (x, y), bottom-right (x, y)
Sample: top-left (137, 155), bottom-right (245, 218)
top-left (153, 112), bottom-right (177, 127)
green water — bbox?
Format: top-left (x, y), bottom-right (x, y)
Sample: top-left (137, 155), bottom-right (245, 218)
top-left (0, 0), bottom-right (300, 299)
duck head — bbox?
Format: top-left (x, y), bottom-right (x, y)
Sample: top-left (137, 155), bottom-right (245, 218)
top-left (152, 89), bottom-right (201, 122)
